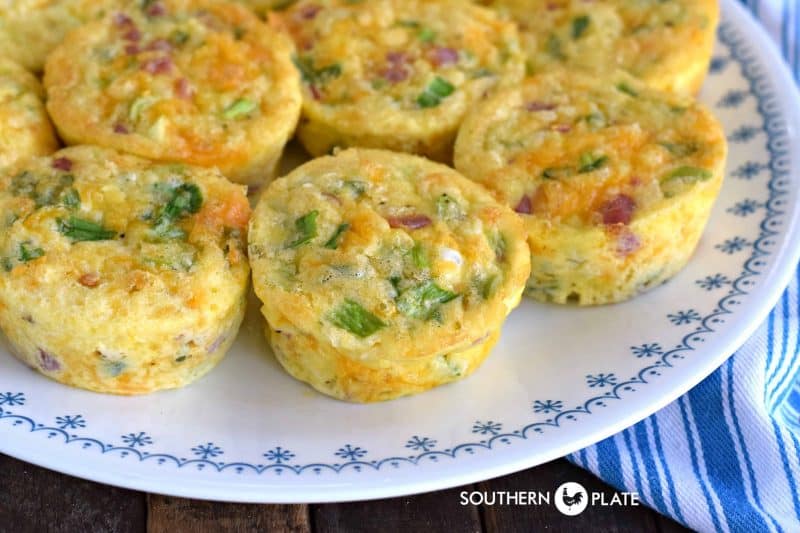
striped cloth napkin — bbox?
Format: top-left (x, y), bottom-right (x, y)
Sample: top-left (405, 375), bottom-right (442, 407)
top-left (567, 2), bottom-right (800, 531)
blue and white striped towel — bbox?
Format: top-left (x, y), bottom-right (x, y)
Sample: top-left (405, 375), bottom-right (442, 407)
top-left (569, 3), bottom-right (800, 530)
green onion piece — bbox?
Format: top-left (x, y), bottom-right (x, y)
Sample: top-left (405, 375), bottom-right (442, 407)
top-left (546, 34), bottom-right (565, 60)
top-left (417, 76), bottom-right (455, 108)
top-left (479, 274), bottom-right (499, 299)
top-left (572, 15), bottom-right (590, 39)
top-left (490, 232), bottom-right (507, 262)
top-left (292, 55), bottom-right (342, 85)
top-left (542, 167), bottom-right (573, 180)
top-left (288, 210), bottom-right (319, 248)
top-left (344, 180), bottom-right (367, 196)
top-left (324, 223), bottom-right (350, 249)
top-left (18, 242), bottom-right (44, 262)
top-left (659, 142), bottom-right (699, 158)
top-left (418, 27), bottom-right (436, 42)
top-left (662, 166), bottom-right (712, 183)
top-left (58, 217), bottom-right (116, 242)
top-left (410, 242), bottom-right (429, 269)
top-left (61, 188), bottom-right (81, 209)
top-left (329, 299), bottom-right (387, 338)
top-left (660, 166), bottom-right (712, 197)
top-left (616, 82), bottom-right (639, 97)
top-left (584, 112), bottom-right (606, 128)
top-left (578, 153), bottom-right (609, 173)
top-left (222, 98), bottom-right (257, 119)
top-left (163, 183), bottom-right (203, 219)
top-left (396, 280), bottom-right (459, 320)
top-left (170, 30), bottom-right (190, 46)
top-left (436, 193), bottom-right (462, 219)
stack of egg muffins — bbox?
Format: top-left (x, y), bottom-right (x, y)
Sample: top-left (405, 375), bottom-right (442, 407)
top-left (0, 0), bottom-right (726, 401)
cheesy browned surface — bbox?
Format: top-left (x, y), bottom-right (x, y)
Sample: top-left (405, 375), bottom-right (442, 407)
top-left (0, 0), bottom-right (120, 72)
top-left (274, 0), bottom-right (525, 161)
top-left (455, 70), bottom-right (727, 304)
top-left (44, 0), bottom-right (302, 185)
top-left (249, 149), bottom-right (530, 401)
top-left (0, 58), bottom-right (59, 172)
top-left (0, 146), bottom-right (251, 394)
top-left (482, 0), bottom-right (719, 95)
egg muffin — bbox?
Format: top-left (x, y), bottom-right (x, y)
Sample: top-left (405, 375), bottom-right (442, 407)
top-left (481, 0), bottom-right (719, 95)
top-left (273, 0), bottom-right (525, 161)
top-left (249, 149), bottom-right (530, 402)
top-left (44, 0), bottom-right (302, 186)
top-left (0, 146), bottom-right (250, 394)
top-left (0, 59), bottom-right (59, 172)
top-left (235, 0), bottom-right (294, 15)
top-left (0, 0), bottom-right (120, 72)
top-left (454, 71), bottom-right (727, 305)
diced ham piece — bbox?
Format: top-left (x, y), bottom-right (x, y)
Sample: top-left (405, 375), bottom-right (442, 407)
top-left (146, 38), bottom-right (172, 52)
top-left (125, 44), bottom-right (140, 55)
top-left (616, 230), bottom-right (641, 256)
top-left (514, 194), bottom-right (533, 214)
top-left (382, 51), bottom-right (410, 83)
top-left (387, 214), bottom-right (432, 229)
top-left (123, 28), bottom-right (141, 42)
top-left (141, 56), bottom-right (173, 75)
top-left (382, 65), bottom-right (408, 83)
top-left (429, 46), bottom-right (459, 67)
top-left (600, 194), bottom-right (636, 225)
top-left (525, 101), bottom-right (557, 112)
top-left (145, 2), bottom-right (166, 16)
top-left (114, 13), bottom-right (133, 27)
top-left (386, 51), bottom-right (407, 64)
top-left (79, 273), bottom-right (100, 288)
top-left (52, 157), bottom-right (73, 171)
top-left (298, 4), bottom-right (322, 19)
top-left (174, 78), bottom-right (193, 99)
top-left (38, 349), bottom-right (61, 372)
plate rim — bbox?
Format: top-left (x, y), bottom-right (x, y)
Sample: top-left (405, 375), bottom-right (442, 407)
top-left (2, 0), bottom-right (800, 503)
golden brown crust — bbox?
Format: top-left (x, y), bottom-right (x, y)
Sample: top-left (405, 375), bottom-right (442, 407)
top-left (44, 0), bottom-right (301, 185)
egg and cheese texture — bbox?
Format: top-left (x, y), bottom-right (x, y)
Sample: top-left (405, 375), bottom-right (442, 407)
top-left (481, 0), bottom-right (719, 95)
top-left (44, 0), bottom-right (302, 186)
top-left (454, 71), bottom-right (727, 305)
top-left (235, 0), bottom-right (294, 15)
top-left (0, 59), bottom-right (59, 172)
top-left (0, 0), bottom-right (120, 72)
top-left (274, 0), bottom-right (525, 162)
top-left (0, 146), bottom-right (251, 394)
top-left (249, 149), bottom-right (530, 402)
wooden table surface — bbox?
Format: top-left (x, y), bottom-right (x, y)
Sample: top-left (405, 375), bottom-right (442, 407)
top-left (0, 454), bottom-right (690, 532)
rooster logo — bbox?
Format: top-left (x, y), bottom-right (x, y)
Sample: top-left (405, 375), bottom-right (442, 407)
top-left (555, 482), bottom-right (589, 516)
top-left (562, 487), bottom-right (584, 508)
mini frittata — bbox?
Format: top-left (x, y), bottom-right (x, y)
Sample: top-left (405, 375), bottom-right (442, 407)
top-left (0, 0), bottom-right (119, 72)
top-left (249, 149), bottom-right (530, 402)
top-left (0, 146), bottom-right (251, 394)
top-left (273, 0), bottom-right (525, 161)
top-left (235, 0), bottom-right (295, 15)
top-left (44, 0), bottom-right (302, 186)
top-left (481, 0), bottom-right (719, 95)
top-left (454, 71), bottom-right (727, 305)
top-left (0, 58), bottom-right (59, 172)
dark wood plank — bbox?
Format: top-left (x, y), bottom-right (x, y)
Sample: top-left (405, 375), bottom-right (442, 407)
top-left (479, 459), bottom-right (664, 533)
top-left (655, 513), bottom-right (693, 533)
top-left (0, 453), bottom-right (146, 533)
top-left (147, 495), bottom-right (310, 533)
top-left (312, 485), bottom-right (482, 533)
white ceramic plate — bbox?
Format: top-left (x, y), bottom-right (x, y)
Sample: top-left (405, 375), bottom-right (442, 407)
top-left (2, 0), bottom-right (799, 503)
